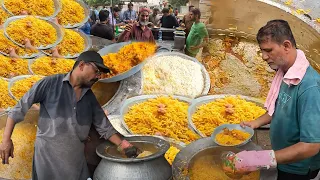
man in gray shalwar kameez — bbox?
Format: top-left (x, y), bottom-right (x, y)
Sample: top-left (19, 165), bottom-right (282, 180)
top-left (0, 51), bottom-right (139, 180)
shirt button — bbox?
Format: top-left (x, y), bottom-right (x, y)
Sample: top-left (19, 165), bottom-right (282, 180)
top-left (74, 107), bottom-right (76, 110)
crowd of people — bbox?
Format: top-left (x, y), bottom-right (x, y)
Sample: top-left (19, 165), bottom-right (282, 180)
top-left (80, 3), bottom-right (208, 57)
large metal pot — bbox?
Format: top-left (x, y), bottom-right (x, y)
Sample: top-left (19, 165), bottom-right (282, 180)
top-left (207, 0), bottom-right (320, 70)
top-left (172, 137), bottom-right (277, 180)
top-left (93, 136), bottom-right (172, 180)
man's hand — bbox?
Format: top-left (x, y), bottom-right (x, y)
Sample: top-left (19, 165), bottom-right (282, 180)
top-left (124, 24), bottom-right (133, 32)
top-left (117, 140), bottom-right (140, 158)
top-left (222, 150), bottom-right (277, 174)
top-left (0, 139), bottom-right (14, 164)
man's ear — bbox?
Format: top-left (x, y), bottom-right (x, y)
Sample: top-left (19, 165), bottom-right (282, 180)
top-left (283, 40), bottom-right (293, 52)
top-left (78, 61), bottom-right (85, 71)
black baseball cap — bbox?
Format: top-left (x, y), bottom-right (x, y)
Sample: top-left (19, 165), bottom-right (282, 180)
top-left (77, 51), bottom-right (110, 73)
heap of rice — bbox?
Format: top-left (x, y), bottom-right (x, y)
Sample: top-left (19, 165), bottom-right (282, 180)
top-left (0, 29), bottom-right (38, 57)
top-left (10, 75), bottom-right (43, 100)
top-left (192, 96), bottom-right (266, 136)
top-left (215, 128), bottom-right (251, 146)
top-left (3, 0), bottom-right (55, 17)
top-left (142, 55), bottom-right (204, 98)
top-left (31, 56), bottom-right (75, 76)
top-left (164, 146), bottom-right (180, 165)
top-left (0, 78), bottom-right (16, 109)
top-left (102, 42), bottom-right (156, 78)
top-left (0, 8), bottom-right (10, 25)
top-left (57, 0), bottom-right (85, 26)
top-left (124, 96), bottom-right (199, 144)
top-left (6, 16), bottom-right (58, 47)
top-left (55, 29), bottom-right (85, 56)
top-left (0, 55), bottom-right (29, 78)
top-left (0, 123), bottom-right (37, 179)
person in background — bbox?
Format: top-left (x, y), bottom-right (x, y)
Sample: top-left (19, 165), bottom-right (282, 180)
top-left (89, 7), bottom-right (98, 26)
top-left (123, 3), bottom-right (137, 23)
top-left (109, 7), bottom-right (125, 27)
top-left (168, 5), bottom-right (173, 15)
top-left (118, 3), bottom-right (125, 22)
top-left (181, 5), bottom-right (195, 37)
top-left (160, 8), bottom-right (179, 28)
top-left (80, 21), bottom-right (91, 35)
top-left (0, 51), bottom-right (140, 180)
top-left (185, 8), bottom-right (209, 57)
top-left (149, 8), bottom-right (161, 27)
top-left (117, 8), bottom-right (155, 43)
top-left (90, 10), bottom-right (115, 41)
top-left (226, 20), bottom-right (320, 180)
top-left (174, 8), bottom-right (180, 24)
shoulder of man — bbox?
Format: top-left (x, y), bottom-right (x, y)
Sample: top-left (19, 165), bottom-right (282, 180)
top-left (298, 66), bottom-right (320, 94)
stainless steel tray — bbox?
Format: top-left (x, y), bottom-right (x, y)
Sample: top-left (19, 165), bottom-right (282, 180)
top-left (60, 0), bottom-right (89, 29)
top-left (41, 29), bottom-right (92, 59)
top-left (1, 0), bottom-right (61, 20)
top-left (97, 41), bottom-right (149, 83)
top-left (141, 52), bottom-right (211, 97)
top-left (188, 94), bottom-right (268, 137)
top-left (8, 75), bottom-right (45, 101)
top-left (119, 94), bottom-right (194, 140)
top-left (3, 15), bottom-right (64, 50)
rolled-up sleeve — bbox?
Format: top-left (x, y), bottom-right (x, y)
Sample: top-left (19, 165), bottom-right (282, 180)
top-left (8, 77), bottom-right (50, 123)
top-left (91, 97), bottom-right (118, 140)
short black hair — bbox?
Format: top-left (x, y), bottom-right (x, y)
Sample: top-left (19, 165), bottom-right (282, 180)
top-left (113, 7), bottom-right (120, 12)
top-left (128, 2), bottom-right (133, 7)
top-left (162, 8), bottom-right (169, 14)
top-left (99, 10), bottom-right (109, 22)
top-left (153, 8), bottom-right (159, 12)
top-left (191, 8), bottom-right (201, 18)
top-left (189, 5), bottom-right (195, 11)
top-left (257, 19), bottom-right (296, 47)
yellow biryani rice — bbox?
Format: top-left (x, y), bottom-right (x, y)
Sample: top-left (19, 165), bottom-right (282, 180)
top-left (0, 29), bottom-right (38, 56)
top-left (0, 8), bottom-right (10, 25)
top-left (31, 56), bottom-right (75, 76)
top-left (215, 128), bottom-right (251, 146)
top-left (3, 0), bottom-right (55, 17)
top-left (0, 123), bottom-right (37, 179)
top-left (57, 0), bottom-right (85, 26)
top-left (11, 75), bottom-right (43, 100)
top-left (57, 29), bottom-right (85, 56)
top-left (124, 96), bottom-right (199, 144)
top-left (0, 55), bottom-right (29, 78)
top-left (6, 16), bottom-right (58, 47)
top-left (102, 42), bottom-right (156, 78)
top-left (192, 96), bottom-right (266, 136)
top-left (0, 78), bottom-right (16, 109)
top-left (165, 146), bottom-right (180, 165)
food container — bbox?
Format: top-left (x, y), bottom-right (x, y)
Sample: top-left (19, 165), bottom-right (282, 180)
top-left (41, 29), bottom-right (92, 59)
top-left (97, 41), bottom-right (147, 83)
top-left (211, 124), bottom-right (254, 147)
top-left (0, 0), bottom-right (62, 20)
top-left (3, 15), bottom-right (64, 50)
top-left (188, 94), bottom-right (266, 137)
top-left (94, 135), bottom-right (172, 180)
top-left (141, 52), bottom-right (211, 97)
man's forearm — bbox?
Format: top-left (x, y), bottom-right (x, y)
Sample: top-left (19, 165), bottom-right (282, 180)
top-left (108, 134), bottom-right (123, 146)
top-left (2, 118), bottom-right (15, 143)
top-left (256, 113), bottom-right (272, 127)
top-left (275, 142), bottom-right (320, 164)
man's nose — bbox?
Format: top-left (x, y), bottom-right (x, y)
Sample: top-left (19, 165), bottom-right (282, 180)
top-left (262, 52), bottom-right (269, 61)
